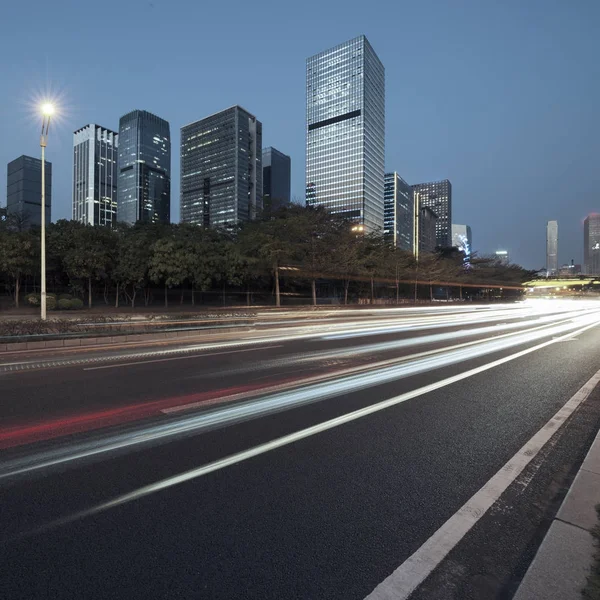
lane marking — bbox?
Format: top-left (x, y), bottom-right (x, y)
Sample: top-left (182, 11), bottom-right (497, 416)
top-left (364, 371), bottom-right (600, 599)
top-left (82, 345), bottom-right (283, 370)
top-left (27, 319), bottom-right (600, 533)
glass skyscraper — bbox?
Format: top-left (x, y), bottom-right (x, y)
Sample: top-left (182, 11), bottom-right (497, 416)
top-left (262, 147), bottom-right (291, 216)
top-left (180, 106), bottom-right (262, 228)
top-left (584, 214), bottom-right (600, 275)
top-left (546, 220), bottom-right (558, 275)
top-left (73, 124), bottom-right (118, 226)
top-left (6, 155), bottom-right (51, 228)
top-left (306, 35), bottom-right (385, 232)
top-left (451, 224), bottom-right (473, 256)
top-left (412, 179), bottom-right (452, 248)
top-left (384, 172), bottom-right (413, 251)
top-left (117, 110), bottom-right (171, 224)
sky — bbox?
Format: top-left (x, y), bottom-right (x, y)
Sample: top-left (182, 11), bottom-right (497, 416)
top-left (1, 0), bottom-right (598, 270)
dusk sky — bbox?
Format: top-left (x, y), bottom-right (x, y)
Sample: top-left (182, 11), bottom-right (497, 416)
top-left (1, 0), bottom-right (598, 269)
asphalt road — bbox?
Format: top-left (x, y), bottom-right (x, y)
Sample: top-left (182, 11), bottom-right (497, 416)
top-left (1, 300), bottom-right (600, 599)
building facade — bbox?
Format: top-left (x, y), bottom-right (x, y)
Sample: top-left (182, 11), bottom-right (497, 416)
top-left (419, 206), bottom-right (437, 253)
top-left (384, 172), bottom-right (413, 251)
top-left (546, 220), bottom-right (558, 275)
top-left (117, 110), bottom-right (171, 224)
top-left (6, 155), bottom-right (51, 228)
top-left (306, 35), bottom-right (385, 232)
top-left (495, 250), bottom-right (510, 266)
top-left (72, 124), bottom-right (118, 226)
top-left (412, 179), bottom-right (452, 248)
top-left (262, 147), bottom-right (291, 216)
top-left (584, 214), bottom-right (600, 275)
top-left (180, 106), bottom-right (262, 228)
top-left (451, 224), bottom-right (472, 256)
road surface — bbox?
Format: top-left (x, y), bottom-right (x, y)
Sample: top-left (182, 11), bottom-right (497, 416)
top-left (1, 300), bottom-right (600, 599)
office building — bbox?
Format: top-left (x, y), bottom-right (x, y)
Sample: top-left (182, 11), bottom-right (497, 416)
top-left (6, 156), bottom-right (51, 229)
top-left (546, 220), bottom-right (558, 275)
top-left (384, 172), bottom-right (413, 251)
top-left (451, 224), bottom-right (472, 256)
top-left (584, 214), bottom-right (600, 275)
top-left (496, 250), bottom-right (510, 266)
top-left (117, 110), bottom-right (171, 224)
top-left (72, 124), bottom-right (119, 226)
top-left (181, 106), bottom-right (262, 227)
top-left (262, 147), bottom-right (291, 216)
top-left (419, 206), bottom-right (437, 253)
top-left (412, 179), bottom-right (452, 248)
top-left (306, 35), bottom-right (385, 232)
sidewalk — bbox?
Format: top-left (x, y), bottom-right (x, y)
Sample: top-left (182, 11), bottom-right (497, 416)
top-left (513, 429), bottom-right (600, 599)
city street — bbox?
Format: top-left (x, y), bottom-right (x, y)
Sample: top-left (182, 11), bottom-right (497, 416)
top-left (2, 300), bottom-right (600, 599)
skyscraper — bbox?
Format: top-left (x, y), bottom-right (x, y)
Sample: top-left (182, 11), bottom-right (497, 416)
top-left (451, 224), bottom-right (472, 256)
top-left (117, 110), bottom-right (171, 224)
top-left (419, 207), bottom-right (437, 254)
top-left (584, 214), bottom-right (600, 275)
top-left (180, 106), bottom-right (262, 228)
top-left (384, 172), bottom-right (413, 251)
top-left (6, 155), bottom-right (51, 228)
top-left (306, 35), bottom-right (385, 232)
top-left (73, 124), bottom-right (118, 226)
top-left (412, 180), bottom-right (452, 248)
top-left (546, 220), bottom-right (558, 275)
top-left (262, 147), bottom-right (291, 216)
top-left (495, 250), bottom-right (510, 266)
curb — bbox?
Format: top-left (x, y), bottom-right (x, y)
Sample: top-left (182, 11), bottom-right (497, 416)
top-left (513, 428), bottom-right (600, 599)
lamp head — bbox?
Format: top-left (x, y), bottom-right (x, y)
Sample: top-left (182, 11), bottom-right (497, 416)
top-left (41, 103), bottom-right (55, 117)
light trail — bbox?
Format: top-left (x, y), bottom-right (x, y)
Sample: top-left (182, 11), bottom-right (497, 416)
top-left (2, 309), bottom-right (599, 481)
top-left (8, 317), bottom-right (600, 541)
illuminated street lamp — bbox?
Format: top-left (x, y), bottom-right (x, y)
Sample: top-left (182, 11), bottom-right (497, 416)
top-left (40, 103), bottom-right (54, 320)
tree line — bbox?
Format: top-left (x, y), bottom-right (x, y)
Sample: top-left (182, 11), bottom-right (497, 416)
top-left (0, 205), bottom-right (534, 310)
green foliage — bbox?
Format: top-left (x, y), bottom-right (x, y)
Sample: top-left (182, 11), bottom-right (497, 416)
top-left (46, 295), bottom-right (56, 310)
top-left (26, 293), bottom-right (41, 306)
top-left (0, 208), bottom-right (534, 308)
top-left (57, 298), bottom-right (71, 310)
top-left (70, 298), bottom-right (84, 310)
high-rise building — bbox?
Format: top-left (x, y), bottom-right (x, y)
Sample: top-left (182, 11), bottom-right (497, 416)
top-left (412, 180), bottom-right (452, 248)
top-left (117, 110), bottom-right (171, 224)
top-left (6, 155), bottom-right (51, 229)
top-left (546, 220), bottom-right (558, 275)
top-left (419, 207), bottom-right (437, 254)
top-left (306, 35), bottom-right (385, 232)
top-left (451, 224), bottom-right (472, 256)
top-left (180, 106), bottom-right (262, 228)
top-left (584, 214), bottom-right (600, 275)
top-left (495, 250), bottom-right (510, 266)
top-left (262, 147), bottom-right (291, 216)
top-left (72, 124), bottom-right (119, 226)
top-left (384, 172), bottom-right (413, 251)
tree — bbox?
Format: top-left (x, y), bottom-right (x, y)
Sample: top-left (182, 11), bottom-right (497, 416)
top-left (148, 234), bottom-right (189, 308)
top-left (0, 231), bottom-right (37, 308)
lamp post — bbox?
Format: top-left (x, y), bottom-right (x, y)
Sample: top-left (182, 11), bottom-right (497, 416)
top-left (40, 103), bottom-right (54, 320)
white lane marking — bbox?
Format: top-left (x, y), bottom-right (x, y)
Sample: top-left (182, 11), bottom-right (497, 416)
top-left (37, 319), bottom-right (600, 528)
top-left (364, 371), bottom-right (600, 599)
top-left (82, 345), bottom-right (284, 370)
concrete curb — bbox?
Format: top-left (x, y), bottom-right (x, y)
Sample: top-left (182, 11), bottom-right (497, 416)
top-left (513, 429), bottom-right (600, 599)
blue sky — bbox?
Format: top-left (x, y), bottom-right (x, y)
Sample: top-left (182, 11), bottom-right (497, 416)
top-left (1, 0), bottom-right (598, 269)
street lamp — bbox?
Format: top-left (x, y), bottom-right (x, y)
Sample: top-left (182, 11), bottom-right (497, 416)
top-left (40, 103), bottom-right (54, 320)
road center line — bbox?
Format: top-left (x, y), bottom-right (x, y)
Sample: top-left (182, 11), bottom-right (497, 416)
top-left (82, 345), bottom-right (283, 370)
top-left (30, 319), bottom-right (600, 537)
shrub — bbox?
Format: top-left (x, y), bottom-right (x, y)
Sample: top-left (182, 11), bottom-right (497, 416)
top-left (58, 293), bottom-right (73, 301)
top-left (58, 299), bottom-right (72, 310)
top-left (26, 293), bottom-right (41, 306)
top-left (46, 296), bottom-right (57, 310)
top-left (70, 298), bottom-right (84, 310)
